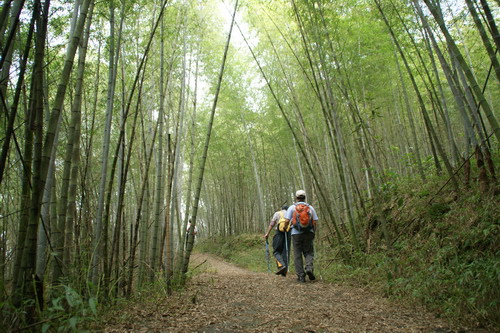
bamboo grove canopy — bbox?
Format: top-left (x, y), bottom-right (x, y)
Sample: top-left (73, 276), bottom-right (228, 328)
top-left (0, 0), bottom-right (497, 325)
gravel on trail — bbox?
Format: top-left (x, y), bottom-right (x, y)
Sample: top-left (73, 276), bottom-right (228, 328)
top-left (102, 253), bottom-right (473, 333)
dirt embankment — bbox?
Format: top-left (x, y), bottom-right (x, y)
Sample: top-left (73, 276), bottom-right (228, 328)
top-left (103, 254), bottom-right (474, 332)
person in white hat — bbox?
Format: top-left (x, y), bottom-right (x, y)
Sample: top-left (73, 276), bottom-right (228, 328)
top-left (284, 190), bottom-right (318, 283)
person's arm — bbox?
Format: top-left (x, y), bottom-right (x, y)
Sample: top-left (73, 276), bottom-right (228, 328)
top-left (263, 213), bottom-right (276, 238)
top-left (311, 206), bottom-right (319, 232)
top-left (263, 223), bottom-right (273, 239)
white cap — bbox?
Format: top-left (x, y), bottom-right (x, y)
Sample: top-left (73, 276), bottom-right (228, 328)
top-left (295, 190), bottom-right (306, 198)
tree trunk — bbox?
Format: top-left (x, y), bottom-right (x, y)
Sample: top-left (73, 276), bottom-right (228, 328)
top-left (0, 0), bottom-right (31, 188)
top-left (92, 0), bottom-right (118, 289)
top-left (167, 28), bottom-right (188, 293)
top-left (0, 0), bottom-right (24, 118)
top-left (20, 0), bottom-right (92, 314)
top-left (151, 15), bottom-right (167, 283)
top-left (479, 0), bottom-right (500, 53)
top-left (465, 0), bottom-right (500, 83)
top-left (375, 0), bottom-right (459, 192)
top-left (177, 56), bottom-right (199, 281)
top-left (52, 0), bottom-right (90, 287)
top-left (127, 119), bottom-right (159, 296)
top-left (11, 0), bottom-right (43, 307)
top-left (182, 0), bottom-right (239, 285)
top-left (423, 0), bottom-right (500, 142)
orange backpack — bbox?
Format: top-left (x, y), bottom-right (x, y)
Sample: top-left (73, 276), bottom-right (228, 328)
top-left (291, 203), bottom-right (313, 231)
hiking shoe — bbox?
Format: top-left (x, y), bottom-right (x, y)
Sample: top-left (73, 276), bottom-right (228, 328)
top-left (306, 270), bottom-right (316, 281)
top-left (275, 266), bottom-right (287, 275)
top-left (297, 275), bottom-right (306, 283)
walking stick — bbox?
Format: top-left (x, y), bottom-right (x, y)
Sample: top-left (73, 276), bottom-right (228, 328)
top-left (265, 238), bottom-right (270, 273)
top-left (284, 231), bottom-right (289, 274)
top-left (316, 226), bottom-right (321, 280)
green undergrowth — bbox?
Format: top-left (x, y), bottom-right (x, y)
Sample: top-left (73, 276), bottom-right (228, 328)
top-left (196, 173), bottom-right (499, 330)
top-left (195, 233), bottom-right (268, 273)
top-left (324, 172), bottom-right (499, 330)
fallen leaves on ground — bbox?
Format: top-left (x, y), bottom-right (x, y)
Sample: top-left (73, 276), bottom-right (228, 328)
top-left (100, 254), bottom-right (481, 332)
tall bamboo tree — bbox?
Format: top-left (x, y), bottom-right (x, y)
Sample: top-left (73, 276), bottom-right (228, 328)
top-left (182, 0), bottom-right (239, 284)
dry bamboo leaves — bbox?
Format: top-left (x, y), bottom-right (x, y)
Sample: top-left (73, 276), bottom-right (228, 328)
top-left (101, 254), bottom-right (475, 332)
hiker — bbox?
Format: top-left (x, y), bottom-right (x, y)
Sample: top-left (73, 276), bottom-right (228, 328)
top-left (263, 205), bottom-right (291, 276)
top-left (184, 220), bottom-right (199, 250)
top-left (186, 221), bottom-right (198, 236)
top-left (284, 190), bottom-right (318, 283)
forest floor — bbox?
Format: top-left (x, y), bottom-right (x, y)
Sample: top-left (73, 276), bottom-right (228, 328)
top-left (101, 253), bottom-right (477, 333)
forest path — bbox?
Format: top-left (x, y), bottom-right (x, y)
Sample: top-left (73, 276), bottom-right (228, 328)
top-left (103, 253), bottom-right (456, 332)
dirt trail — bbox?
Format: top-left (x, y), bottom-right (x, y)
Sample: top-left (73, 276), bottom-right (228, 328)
top-left (103, 254), bottom-right (462, 332)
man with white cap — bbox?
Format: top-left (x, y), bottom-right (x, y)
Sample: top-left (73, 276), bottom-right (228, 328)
top-left (284, 190), bottom-right (319, 283)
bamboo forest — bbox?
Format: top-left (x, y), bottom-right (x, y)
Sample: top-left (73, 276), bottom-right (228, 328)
top-left (0, 0), bottom-right (498, 331)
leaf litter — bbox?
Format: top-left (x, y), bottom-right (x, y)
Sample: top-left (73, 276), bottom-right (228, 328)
top-left (101, 253), bottom-right (482, 332)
